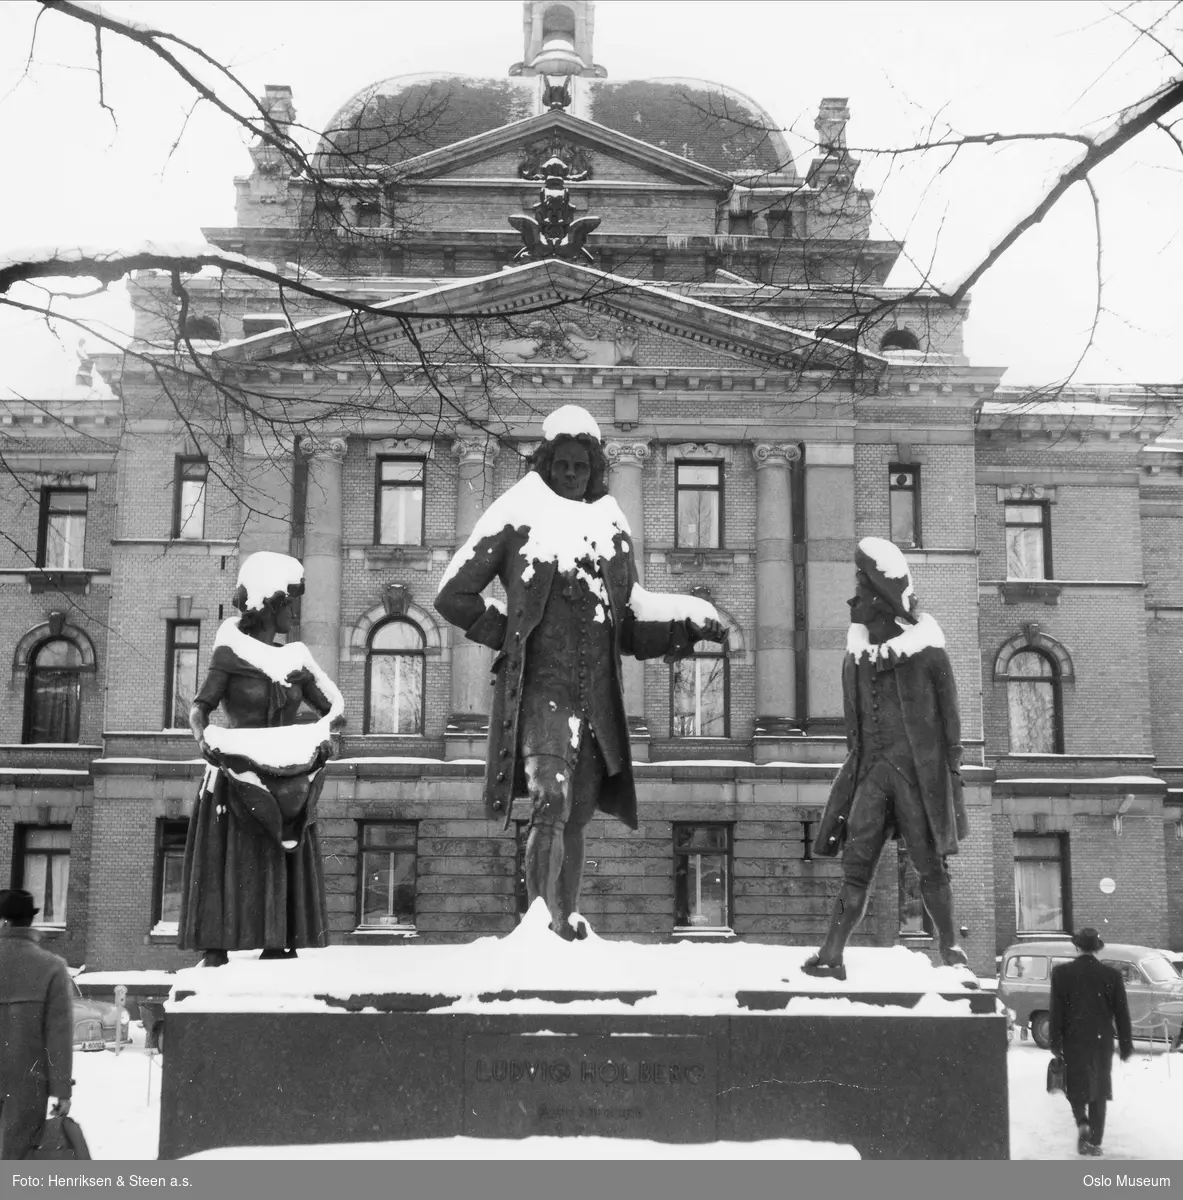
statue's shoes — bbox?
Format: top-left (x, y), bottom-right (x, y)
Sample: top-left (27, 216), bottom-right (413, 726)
top-left (801, 954), bottom-right (847, 981)
top-left (941, 946), bottom-right (970, 968)
top-left (198, 950), bottom-right (228, 968)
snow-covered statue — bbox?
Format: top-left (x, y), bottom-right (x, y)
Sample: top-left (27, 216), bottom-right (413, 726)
top-left (804, 538), bottom-right (969, 981)
top-left (179, 552), bottom-right (343, 967)
top-left (434, 406), bottom-right (725, 941)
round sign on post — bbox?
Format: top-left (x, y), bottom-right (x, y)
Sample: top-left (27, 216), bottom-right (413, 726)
top-left (1099, 877), bottom-right (1116, 895)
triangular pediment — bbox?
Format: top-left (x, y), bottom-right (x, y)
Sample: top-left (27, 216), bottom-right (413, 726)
top-left (389, 110), bottom-right (733, 189)
top-left (213, 259), bottom-right (887, 376)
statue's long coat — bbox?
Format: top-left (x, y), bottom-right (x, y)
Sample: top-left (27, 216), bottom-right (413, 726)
top-left (435, 520), bottom-right (697, 829)
top-left (813, 635), bottom-right (968, 858)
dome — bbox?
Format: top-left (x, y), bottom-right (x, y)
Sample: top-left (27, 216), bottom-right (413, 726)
top-left (313, 73), bottom-right (793, 177)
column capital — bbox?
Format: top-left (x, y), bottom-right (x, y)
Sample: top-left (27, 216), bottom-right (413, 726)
top-left (752, 442), bottom-right (802, 468)
top-left (304, 436), bottom-right (347, 464)
top-left (605, 440), bottom-right (652, 467)
top-left (453, 436), bottom-right (500, 467)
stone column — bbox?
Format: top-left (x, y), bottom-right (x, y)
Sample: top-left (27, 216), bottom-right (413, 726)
top-left (446, 435), bottom-right (500, 754)
top-left (606, 440), bottom-right (651, 747)
top-left (752, 443), bottom-right (800, 740)
top-left (300, 437), bottom-right (345, 682)
top-left (238, 432), bottom-right (296, 556)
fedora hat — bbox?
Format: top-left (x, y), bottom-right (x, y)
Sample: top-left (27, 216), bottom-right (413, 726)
top-left (0, 888), bottom-right (39, 920)
top-left (1072, 927), bottom-right (1105, 953)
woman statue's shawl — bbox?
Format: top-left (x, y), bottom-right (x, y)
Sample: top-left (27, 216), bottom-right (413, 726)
top-left (200, 619), bottom-right (343, 846)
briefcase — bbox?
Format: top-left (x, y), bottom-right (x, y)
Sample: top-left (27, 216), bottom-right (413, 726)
top-left (1046, 1057), bottom-right (1066, 1094)
top-left (26, 1116), bottom-right (91, 1160)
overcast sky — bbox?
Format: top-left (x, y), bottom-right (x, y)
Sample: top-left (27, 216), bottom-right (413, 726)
top-left (0, 0), bottom-right (1180, 389)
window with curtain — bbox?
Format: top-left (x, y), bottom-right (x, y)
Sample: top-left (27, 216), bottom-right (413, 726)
top-left (1005, 503), bottom-right (1051, 580)
top-left (357, 822), bottom-right (417, 927)
top-left (1014, 834), bottom-right (1069, 933)
top-left (1007, 649), bottom-right (1060, 753)
top-left (153, 820), bottom-right (188, 932)
top-left (39, 488), bottom-right (87, 569)
top-left (165, 622), bottom-right (200, 728)
top-left (889, 466), bottom-right (920, 548)
top-left (375, 458), bottom-right (425, 545)
top-left (19, 826), bottom-right (71, 926)
top-left (174, 457), bottom-right (208, 539)
top-left (898, 846), bottom-right (933, 936)
top-left (673, 824), bottom-right (731, 929)
top-left (24, 638), bottom-right (84, 743)
top-left (365, 619), bottom-right (425, 734)
top-left (671, 640), bottom-right (728, 737)
top-left (675, 462), bottom-right (723, 548)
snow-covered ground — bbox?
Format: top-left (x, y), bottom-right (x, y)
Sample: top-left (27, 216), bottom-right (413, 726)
top-left (70, 1027), bottom-right (1183, 1160)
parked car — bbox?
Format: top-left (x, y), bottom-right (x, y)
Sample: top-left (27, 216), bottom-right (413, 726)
top-left (998, 939), bottom-right (1183, 1049)
top-left (1164, 951), bottom-right (1183, 978)
top-left (71, 978), bottom-right (129, 1051)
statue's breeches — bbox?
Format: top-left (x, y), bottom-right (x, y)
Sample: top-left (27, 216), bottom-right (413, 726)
top-left (842, 759), bottom-right (949, 889)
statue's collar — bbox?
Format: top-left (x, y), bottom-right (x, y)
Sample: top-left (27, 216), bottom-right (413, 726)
top-left (847, 613), bottom-right (945, 667)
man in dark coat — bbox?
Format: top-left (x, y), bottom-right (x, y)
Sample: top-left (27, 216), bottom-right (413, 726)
top-left (1049, 927), bottom-right (1134, 1156)
top-left (0, 889), bottom-right (74, 1159)
top-left (804, 537), bottom-right (969, 981)
top-left (435, 405), bottom-right (724, 940)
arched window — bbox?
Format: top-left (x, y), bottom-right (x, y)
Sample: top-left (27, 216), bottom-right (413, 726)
top-left (671, 640), bottom-right (729, 738)
top-left (24, 638), bottom-right (84, 743)
top-left (1007, 649), bottom-right (1061, 754)
top-left (880, 328), bottom-right (921, 352)
top-left (365, 619), bottom-right (425, 735)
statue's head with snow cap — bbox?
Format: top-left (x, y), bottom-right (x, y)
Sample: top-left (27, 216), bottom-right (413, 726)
top-left (849, 536), bottom-right (918, 633)
top-left (529, 404), bottom-right (610, 504)
top-left (232, 550), bottom-right (305, 636)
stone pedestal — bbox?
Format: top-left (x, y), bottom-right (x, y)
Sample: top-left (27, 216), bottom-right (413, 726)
top-left (159, 989), bottom-right (1007, 1159)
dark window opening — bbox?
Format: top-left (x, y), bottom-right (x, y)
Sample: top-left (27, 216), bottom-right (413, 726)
top-left (675, 461), bottom-right (723, 549)
top-left (1005, 502), bottom-right (1052, 580)
top-left (38, 488), bottom-right (87, 569)
top-left (375, 457), bottom-right (426, 546)
top-left (880, 329), bottom-right (921, 352)
top-left (365, 619), bottom-right (426, 735)
top-left (181, 315), bottom-right (221, 341)
top-left (674, 824), bottom-right (732, 929)
top-left (1014, 833), bottom-right (1070, 934)
top-left (889, 465), bottom-right (920, 548)
top-left (671, 641), bottom-right (729, 738)
top-left (153, 819), bottom-right (189, 930)
top-left (16, 825), bottom-right (71, 926)
top-left (165, 621), bottom-right (200, 729)
top-left (24, 638), bottom-right (83, 743)
top-left (174, 457), bottom-right (208, 539)
top-left (1007, 649), bottom-right (1063, 754)
top-left (357, 822), bottom-right (417, 928)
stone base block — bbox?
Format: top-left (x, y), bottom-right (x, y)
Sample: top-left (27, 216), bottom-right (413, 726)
top-left (158, 995), bottom-right (1008, 1159)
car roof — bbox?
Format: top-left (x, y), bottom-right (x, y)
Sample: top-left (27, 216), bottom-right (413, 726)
top-left (1003, 941), bottom-right (1166, 959)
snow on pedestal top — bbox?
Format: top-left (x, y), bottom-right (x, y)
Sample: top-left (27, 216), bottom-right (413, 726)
top-left (168, 900), bottom-right (985, 1016)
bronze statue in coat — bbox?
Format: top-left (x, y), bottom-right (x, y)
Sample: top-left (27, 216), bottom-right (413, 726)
top-left (1049, 928), bottom-right (1134, 1156)
top-left (804, 537), bottom-right (969, 980)
top-left (435, 406), bottom-right (724, 940)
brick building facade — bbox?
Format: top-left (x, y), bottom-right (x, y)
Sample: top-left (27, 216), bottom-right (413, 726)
top-left (3, 1), bottom-right (1181, 974)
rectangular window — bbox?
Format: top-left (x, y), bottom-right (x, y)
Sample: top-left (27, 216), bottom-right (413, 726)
top-left (1005, 503), bottom-right (1052, 580)
top-left (17, 826), bottom-right (71, 926)
top-left (38, 488), bottom-right (87, 569)
top-left (358, 822), bottom-right (417, 928)
top-left (173, 457), bottom-right (208, 539)
top-left (671, 649), bottom-right (728, 738)
top-left (153, 819), bottom-right (188, 932)
top-left (375, 458), bottom-right (425, 546)
top-left (165, 622), bottom-right (200, 729)
top-left (1014, 833), bottom-right (1069, 934)
top-left (355, 200), bottom-right (382, 228)
top-left (675, 462), bottom-right (722, 549)
top-left (674, 824), bottom-right (731, 930)
top-left (766, 210), bottom-right (793, 238)
top-left (889, 465), bottom-right (920, 548)
top-left (898, 846), bottom-right (933, 937)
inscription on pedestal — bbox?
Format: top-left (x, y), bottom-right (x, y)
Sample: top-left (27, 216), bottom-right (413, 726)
top-left (464, 1033), bottom-right (717, 1141)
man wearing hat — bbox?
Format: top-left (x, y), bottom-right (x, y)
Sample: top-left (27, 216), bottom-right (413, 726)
top-left (1049, 928), bottom-right (1133, 1156)
top-left (804, 537), bottom-right (970, 980)
top-left (0, 888), bottom-right (74, 1159)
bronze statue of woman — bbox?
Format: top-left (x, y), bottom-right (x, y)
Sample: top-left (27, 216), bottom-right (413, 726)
top-left (178, 551), bottom-right (342, 966)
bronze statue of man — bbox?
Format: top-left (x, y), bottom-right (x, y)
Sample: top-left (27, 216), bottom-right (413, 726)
top-left (804, 537), bottom-right (969, 980)
top-left (435, 406), bottom-right (724, 940)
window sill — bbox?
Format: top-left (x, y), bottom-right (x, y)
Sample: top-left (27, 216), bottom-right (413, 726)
top-left (347, 927), bottom-right (418, 944)
top-left (363, 545), bottom-right (432, 571)
top-left (999, 580), bottom-right (1062, 606)
top-left (672, 926), bottom-right (735, 939)
top-left (665, 548), bottom-right (743, 575)
top-left (25, 569), bottom-right (94, 594)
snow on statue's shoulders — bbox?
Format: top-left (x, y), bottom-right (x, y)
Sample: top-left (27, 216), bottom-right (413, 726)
top-left (439, 471), bottom-right (631, 587)
top-left (847, 612), bottom-right (945, 662)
